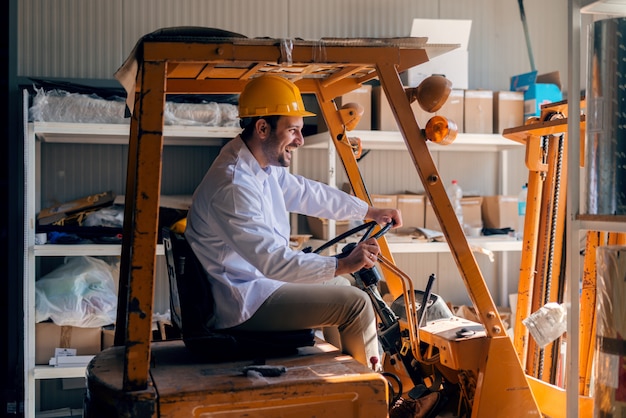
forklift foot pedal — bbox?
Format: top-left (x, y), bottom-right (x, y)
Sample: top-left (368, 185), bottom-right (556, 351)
top-left (242, 365), bottom-right (287, 377)
top-left (389, 391), bottom-right (440, 418)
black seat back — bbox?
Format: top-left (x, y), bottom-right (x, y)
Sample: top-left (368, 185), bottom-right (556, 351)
top-left (162, 227), bottom-right (217, 338)
top-left (162, 227), bottom-right (315, 361)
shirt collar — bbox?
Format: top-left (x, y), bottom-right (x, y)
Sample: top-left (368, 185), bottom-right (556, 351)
top-left (234, 135), bottom-right (270, 182)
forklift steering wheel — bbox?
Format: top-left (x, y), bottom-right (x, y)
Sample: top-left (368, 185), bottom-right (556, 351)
top-left (309, 220), bottom-right (394, 255)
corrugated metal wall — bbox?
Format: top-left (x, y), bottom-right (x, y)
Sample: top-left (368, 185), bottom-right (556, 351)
top-left (38, 144), bottom-right (219, 209)
top-left (296, 148), bottom-right (513, 197)
top-left (19, 0), bottom-right (571, 92)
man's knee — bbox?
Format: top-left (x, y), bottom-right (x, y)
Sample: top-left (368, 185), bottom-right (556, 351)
top-left (345, 287), bottom-right (374, 316)
top-left (324, 275), bottom-right (354, 286)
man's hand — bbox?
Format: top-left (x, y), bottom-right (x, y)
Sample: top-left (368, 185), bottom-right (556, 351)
top-left (335, 237), bottom-right (380, 276)
top-left (366, 207), bottom-right (402, 229)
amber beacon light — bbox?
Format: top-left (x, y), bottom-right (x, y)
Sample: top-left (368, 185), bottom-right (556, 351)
top-left (406, 75), bottom-right (457, 145)
top-left (425, 115), bottom-right (458, 145)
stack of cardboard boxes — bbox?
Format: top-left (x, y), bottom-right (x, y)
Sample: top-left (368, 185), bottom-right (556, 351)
top-left (35, 321), bottom-right (176, 366)
top-left (320, 79), bottom-right (529, 136)
top-left (35, 322), bottom-right (102, 366)
top-left (306, 192), bottom-right (519, 239)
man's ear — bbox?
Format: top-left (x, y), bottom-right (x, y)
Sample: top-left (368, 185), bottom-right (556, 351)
top-left (256, 119), bottom-right (270, 139)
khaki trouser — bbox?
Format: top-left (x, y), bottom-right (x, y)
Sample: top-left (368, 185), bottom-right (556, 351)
top-left (231, 281), bottom-right (379, 369)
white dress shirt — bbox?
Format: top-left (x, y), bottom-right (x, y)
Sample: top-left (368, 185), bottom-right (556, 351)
top-left (185, 136), bottom-right (368, 329)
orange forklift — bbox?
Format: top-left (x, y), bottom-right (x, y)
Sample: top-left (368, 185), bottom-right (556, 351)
top-left (84, 27), bottom-right (593, 417)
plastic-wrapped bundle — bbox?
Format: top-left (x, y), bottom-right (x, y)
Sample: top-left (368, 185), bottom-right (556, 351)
top-left (29, 87), bottom-right (127, 124)
top-left (594, 246), bottom-right (626, 417)
top-left (585, 18), bottom-right (626, 215)
top-left (218, 101), bottom-right (241, 127)
top-left (28, 87), bottom-right (241, 127)
top-left (164, 101), bottom-right (239, 126)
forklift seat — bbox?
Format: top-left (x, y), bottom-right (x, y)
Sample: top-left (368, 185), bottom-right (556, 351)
top-left (162, 228), bottom-right (315, 362)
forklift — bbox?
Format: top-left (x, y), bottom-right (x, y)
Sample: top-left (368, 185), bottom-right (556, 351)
top-left (84, 27), bottom-right (593, 417)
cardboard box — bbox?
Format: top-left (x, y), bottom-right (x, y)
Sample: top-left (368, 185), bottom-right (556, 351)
top-left (412, 89), bottom-right (464, 132)
top-left (318, 84), bottom-right (372, 132)
top-left (493, 91), bottom-right (524, 134)
top-left (424, 196), bottom-right (483, 231)
top-left (482, 195), bottom-right (518, 230)
top-left (101, 323), bottom-right (178, 350)
top-left (406, 19), bottom-right (472, 90)
top-left (510, 71), bottom-right (563, 118)
top-left (396, 194), bottom-right (425, 228)
top-left (523, 83), bottom-right (562, 118)
top-left (424, 199), bottom-right (440, 231)
top-left (373, 86), bottom-right (424, 131)
top-left (101, 326), bottom-right (115, 350)
top-left (464, 90), bottom-right (493, 134)
top-left (35, 322), bottom-right (102, 365)
top-left (306, 217), bottom-right (350, 240)
top-left (370, 194), bottom-right (398, 209)
top-left (437, 89), bottom-right (465, 133)
top-left (461, 196), bottom-right (484, 228)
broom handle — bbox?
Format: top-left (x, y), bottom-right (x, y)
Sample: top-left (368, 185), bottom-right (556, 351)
top-left (518, 0), bottom-right (537, 72)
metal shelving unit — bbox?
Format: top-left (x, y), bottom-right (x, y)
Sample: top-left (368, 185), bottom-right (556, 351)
top-left (300, 130), bottom-right (523, 246)
top-left (567, 1), bottom-right (626, 416)
top-left (23, 119), bottom-right (240, 417)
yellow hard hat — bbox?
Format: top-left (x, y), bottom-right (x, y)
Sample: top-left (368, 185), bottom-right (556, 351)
top-left (238, 75), bottom-right (316, 118)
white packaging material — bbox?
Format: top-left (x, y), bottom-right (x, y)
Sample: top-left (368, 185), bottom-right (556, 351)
top-left (522, 302), bottom-right (567, 348)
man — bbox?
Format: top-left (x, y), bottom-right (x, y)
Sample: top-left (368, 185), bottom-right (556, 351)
top-left (185, 74), bottom-right (402, 368)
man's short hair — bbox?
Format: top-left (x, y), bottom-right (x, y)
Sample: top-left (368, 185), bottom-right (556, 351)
top-left (240, 115), bottom-right (280, 140)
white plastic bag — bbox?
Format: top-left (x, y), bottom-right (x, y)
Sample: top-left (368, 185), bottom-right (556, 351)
top-left (35, 256), bottom-right (118, 327)
top-left (522, 302), bottom-right (567, 348)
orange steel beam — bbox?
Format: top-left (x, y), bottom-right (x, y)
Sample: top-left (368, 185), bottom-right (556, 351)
top-left (115, 91), bottom-right (139, 348)
top-left (526, 172), bottom-right (553, 376)
top-left (608, 232), bottom-right (626, 245)
top-left (310, 80), bottom-right (400, 296)
top-left (119, 60), bottom-right (167, 392)
top-left (142, 42), bottom-right (431, 75)
top-left (299, 78), bottom-right (363, 107)
top-left (166, 73), bottom-right (364, 104)
top-left (512, 136), bottom-right (547, 366)
top-left (579, 231), bottom-right (601, 395)
top-left (527, 376), bottom-right (594, 417)
top-left (526, 133), bottom-right (568, 382)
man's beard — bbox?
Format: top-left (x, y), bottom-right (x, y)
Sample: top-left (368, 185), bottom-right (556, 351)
top-left (263, 132), bottom-right (291, 167)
